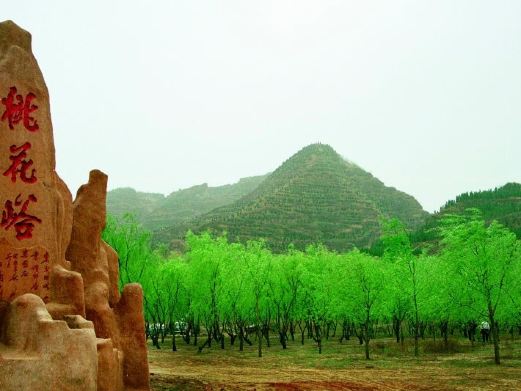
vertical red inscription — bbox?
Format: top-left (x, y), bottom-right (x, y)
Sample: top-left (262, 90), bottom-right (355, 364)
top-left (0, 84), bottom-right (47, 303)
top-left (3, 142), bottom-right (37, 183)
top-left (1, 86), bottom-right (39, 131)
top-left (1, 194), bottom-right (42, 240)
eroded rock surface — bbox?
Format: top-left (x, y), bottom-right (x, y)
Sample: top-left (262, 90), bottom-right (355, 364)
top-left (0, 294), bottom-right (98, 391)
top-left (67, 170), bottom-right (150, 391)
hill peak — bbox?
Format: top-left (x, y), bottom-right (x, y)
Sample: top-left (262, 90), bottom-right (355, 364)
top-left (299, 143), bottom-right (337, 153)
top-left (159, 145), bottom-right (428, 252)
top-left (290, 143), bottom-right (342, 161)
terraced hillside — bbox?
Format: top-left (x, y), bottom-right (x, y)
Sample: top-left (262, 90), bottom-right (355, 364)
top-left (156, 144), bottom-right (428, 252)
top-left (107, 175), bottom-right (267, 230)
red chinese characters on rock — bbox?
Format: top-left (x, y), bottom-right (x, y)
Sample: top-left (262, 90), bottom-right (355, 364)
top-left (1, 86), bottom-right (39, 131)
top-left (3, 142), bottom-right (37, 183)
top-left (1, 86), bottom-right (42, 241)
top-left (1, 194), bottom-right (42, 240)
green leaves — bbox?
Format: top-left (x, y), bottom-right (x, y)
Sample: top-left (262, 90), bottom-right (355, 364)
top-left (440, 210), bottom-right (520, 319)
top-left (439, 210), bottom-right (521, 364)
top-left (103, 212), bottom-right (521, 362)
top-left (103, 213), bottom-right (154, 286)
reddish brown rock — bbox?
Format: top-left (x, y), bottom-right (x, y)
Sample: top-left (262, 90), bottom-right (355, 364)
top-left (97, 338), bottom-right (125, 391)
top-left (0, 294), bottom-right (98, 391)
top-left (0, 19), bottom-right (74, 306)
top-left (116, 283), bottom-right (150, 390)
top-left (0, 20), bottom-right (150, 391)
top-left (67, 171), bottom-right (120, 342)
top-left (67, 169), bottom-right (150, 391)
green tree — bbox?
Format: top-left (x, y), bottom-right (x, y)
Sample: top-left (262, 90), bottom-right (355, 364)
top-left (440, 210), bottom-right (521, 364)
top-left (343, 251), bottom-right (387, 359)
top-left (269, 251), bottom-right (303, 349)
top-left (303, 245), bottom-right (336, 354)
top-left (185, 232), bottom-right (226, 353)
top-left (243, 240), bottom-right (272, 357)
top-left (381, 218), bottom-right (423, 356)
top-left (103, 213), bottom-right (153, 286)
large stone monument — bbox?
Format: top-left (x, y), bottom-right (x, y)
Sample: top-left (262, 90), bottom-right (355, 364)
top-left (0, 20), bottom-right (150, 391)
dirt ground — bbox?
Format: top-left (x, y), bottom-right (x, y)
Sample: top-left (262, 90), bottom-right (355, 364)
top-left (148, 336), bottom-right (521, 391)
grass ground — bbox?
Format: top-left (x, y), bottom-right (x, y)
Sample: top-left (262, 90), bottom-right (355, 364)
top-left (148, 334), bottom-right (521, 390)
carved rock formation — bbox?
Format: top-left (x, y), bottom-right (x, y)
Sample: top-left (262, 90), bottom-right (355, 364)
top-left (67, 170), bottom-right (150, 391)
top-left (0, 20), bottom-right (150, 391)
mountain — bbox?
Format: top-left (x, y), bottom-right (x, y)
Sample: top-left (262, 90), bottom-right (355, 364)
top-left (107, 188), bottom-right (165, 222)
top-left (155, 144), bottom-right (428, 252)
top-left (410, 182), bottom-right (521, 249)
top-left (107, 175), bottom-right (268, 230)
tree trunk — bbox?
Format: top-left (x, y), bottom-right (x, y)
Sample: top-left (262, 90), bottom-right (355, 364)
top-left (197, 336), bottom-right (211, 353)
top-left (413, 308), bottom-right (419, 356)
top-left (484, 299), bottom-right (501, 365)
top-left (440, 321), bottom-right (448, 349)
top-left (364, 312), bottom-right (371, 360)
top-left (314, 323), bottom-right (322, 354)
top-left (257, 327), bottom-right (262, 358)
top-left (172, 333), bottom-right (177, 352)
top-left (193, 323), bottom-right (199, 346)
top-left (492, 325), bottom-right (500, 365)
top-left (256, 304), bottom-right (262, 358)
top-left (183, 327), bottom-right (191, 344)
top-left (151, 333), bottom-right (161, 349)
top-left (490, 315), bottom-right (500, 365)
top-left (326, 323), bottom-right (330, 341)
top-left (393, 316), bottom-right (399, 343)
top-left (279, 331), bottom-right (287, 349)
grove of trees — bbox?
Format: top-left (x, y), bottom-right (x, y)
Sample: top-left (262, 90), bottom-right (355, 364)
top-left (102, 210), bottom-right (521, 364)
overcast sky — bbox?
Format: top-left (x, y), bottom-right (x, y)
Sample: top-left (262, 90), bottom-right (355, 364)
top-left (3, 1), bottom-right (520, 212)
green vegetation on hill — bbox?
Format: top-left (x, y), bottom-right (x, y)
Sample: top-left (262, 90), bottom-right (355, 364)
top-left (410, 182), bottom-right (521, 249)
top-left (107, 187), bottom-right (165, 222)
top-left (144, 176), bottom-right (268, 230)
top-left (155, 144), bottom-right (428, 252)
top-left (107, 175), bottom-right (268, 230)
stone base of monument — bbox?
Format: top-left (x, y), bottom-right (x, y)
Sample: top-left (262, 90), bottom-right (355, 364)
top-left (0, 294), bottom-right (98, 390)
top-left (0, 21), bottom-right (151, 391)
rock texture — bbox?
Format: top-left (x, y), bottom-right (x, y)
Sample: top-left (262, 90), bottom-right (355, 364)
top-left (67, 170), bottom-right (150, 391)
top-left (0, 294), bottom-right (98, 391)
top-left (0, 20), bottom-right (150, 391)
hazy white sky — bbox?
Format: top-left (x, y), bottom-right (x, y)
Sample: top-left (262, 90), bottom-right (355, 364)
top-left (3, 1), bottom-right (520, 212)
